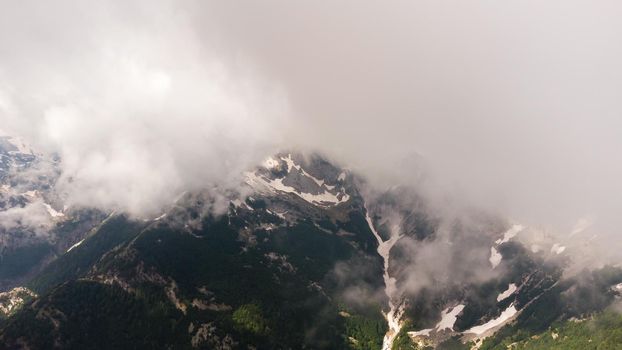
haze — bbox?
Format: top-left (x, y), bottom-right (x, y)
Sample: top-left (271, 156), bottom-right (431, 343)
top-left (1, 0), bottom-right (622, 251)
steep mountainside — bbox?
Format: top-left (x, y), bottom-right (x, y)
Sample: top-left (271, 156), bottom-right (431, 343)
top-left (0, 134), bottom-right (106, 294)
top-left (0, 151), bottom-right (621, 349)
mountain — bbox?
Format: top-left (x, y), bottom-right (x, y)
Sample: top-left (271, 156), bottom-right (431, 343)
top-left (0, 150), bottom-right (621, 349)
top-left (0, 133), bottom-right (106, 308)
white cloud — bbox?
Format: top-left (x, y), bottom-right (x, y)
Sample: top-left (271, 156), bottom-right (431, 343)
top-left (0, 0), bottom-right (288, 216)
top-left (1, 0), bottom-right (622, 251)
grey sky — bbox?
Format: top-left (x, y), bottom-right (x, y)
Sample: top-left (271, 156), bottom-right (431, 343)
top-left (1, 1), bottom-right (622, 243)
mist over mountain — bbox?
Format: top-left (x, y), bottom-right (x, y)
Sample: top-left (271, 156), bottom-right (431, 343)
top-left (2, 1), bottom-right (622, 235)
top-left (1, 1), bottom-right (622, 349)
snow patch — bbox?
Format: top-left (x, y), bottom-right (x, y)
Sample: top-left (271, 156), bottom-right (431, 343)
top-left (66, 239), bottom-right (85, 252)
top-left (282, 154), bottom-right (326, 187)
top-left (436, 304), bottom-right (465, 331)
top-left (245, 172), bottom-right (349, 207)
top-left (495, 224), bottom-right (524, 244)
top-left (407, 304), bottom-right (466, 339)
top-left (497, 284), bottom-right (517, 302)
top-left (408, 328), bottom-right (433, 337)
top-left (465, 304), bottom-right (518, 336)
top-left (366, 209), bottom-right (404, 350)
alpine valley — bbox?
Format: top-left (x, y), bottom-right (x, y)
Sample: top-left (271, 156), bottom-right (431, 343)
top-left (1, 136), bottom-right (622, 350)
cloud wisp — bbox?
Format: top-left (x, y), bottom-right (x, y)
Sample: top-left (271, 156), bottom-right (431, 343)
top-left (1, 0), bottom-right (622, 255)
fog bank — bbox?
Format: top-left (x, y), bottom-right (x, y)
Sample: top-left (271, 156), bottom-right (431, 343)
top-left (2, 1), bottom-right (622, 249)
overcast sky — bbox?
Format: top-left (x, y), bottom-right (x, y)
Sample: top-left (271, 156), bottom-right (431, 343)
top-left (1, 1), bottom-right (622, 240)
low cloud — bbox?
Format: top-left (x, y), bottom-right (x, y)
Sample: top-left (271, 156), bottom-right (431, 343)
top-left (1, 0), bottom-right (622, 258)
top-left (0, 201), bottom-right (57, 236)
top-left (0, 0), bottom-right (288, 216)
